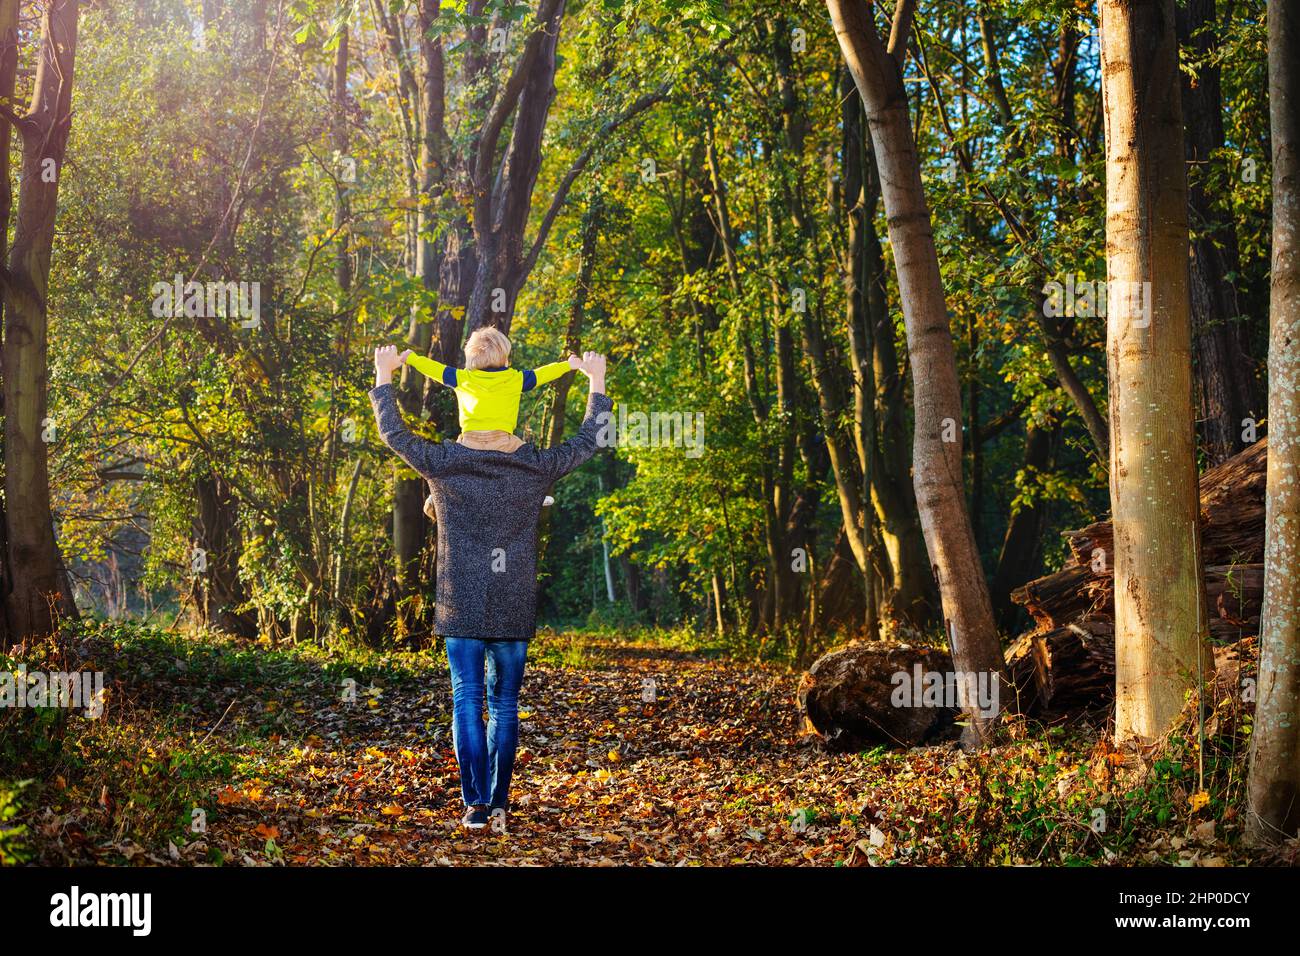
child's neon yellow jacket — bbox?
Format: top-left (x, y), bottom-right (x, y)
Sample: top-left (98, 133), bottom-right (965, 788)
top-left (405, 354), bottom-right (571, 433)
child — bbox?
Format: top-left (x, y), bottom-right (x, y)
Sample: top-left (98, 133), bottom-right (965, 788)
top-left (402, 327), bottom-right (577, 519)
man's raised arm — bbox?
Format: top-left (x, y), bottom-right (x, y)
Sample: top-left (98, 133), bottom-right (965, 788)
top-left (538, 352), bottom-right (611, 480)
top-left (370, 345), bottom-right (449, 479)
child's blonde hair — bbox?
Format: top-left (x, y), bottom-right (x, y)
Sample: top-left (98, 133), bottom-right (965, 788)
top-left (463, 326), bottom-right (512, 370)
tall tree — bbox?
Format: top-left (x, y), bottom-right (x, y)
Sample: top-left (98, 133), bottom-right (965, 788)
top-left (1177, 0), bottom-right (1255, 465)
top-left (1, 0), bottom-right (81, 642)
top-left (1246, 0), bottom-right (1300, 846)
top-left (826, 0), bottom-right (1005, 737)
top-left (328, 15), bottom-right (357, 613)
top-left (1099, 0), bottom-right (1210, 743)
top-left (816, 67), bottom-right (933, 632)
top-left (0, 0), bottom-right (21, 648)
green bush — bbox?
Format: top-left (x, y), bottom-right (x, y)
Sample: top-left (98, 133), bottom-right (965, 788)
top-left (0, 780), bottom-right (31, 865)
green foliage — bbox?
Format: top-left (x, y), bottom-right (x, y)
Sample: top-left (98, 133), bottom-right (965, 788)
top-left (40, 1), bottom-right (1274, 650)
top-left (0, 780), bottom-right (31, 865)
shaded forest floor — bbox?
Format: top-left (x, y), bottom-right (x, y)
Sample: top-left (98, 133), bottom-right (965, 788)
top-left (3, 622), bottom-right (1289, 866)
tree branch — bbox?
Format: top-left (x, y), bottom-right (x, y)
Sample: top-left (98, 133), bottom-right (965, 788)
top-left (888, 0), bottom-right (918, 68)
top-left (978, 398), bottom-right (1032, 443)
top-left (520, 83), bottom-right (669, 278)
top-left (473, 0), bottom-right (564, 204)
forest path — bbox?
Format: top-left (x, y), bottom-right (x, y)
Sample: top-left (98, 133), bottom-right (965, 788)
top-left (209, 635), bottom-right (861, 866)
top-left (41, 628), bottom-right (911, 866)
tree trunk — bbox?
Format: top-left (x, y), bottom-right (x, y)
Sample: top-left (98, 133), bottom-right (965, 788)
top-left (391, 0), bottom-right (457, 633)
top-left (815, 69), bottom-right (877, 632)
top-left (705, 108), bottom-right (782, 634)
top-left (1177, 0), bottom-right (1255, 465)
top-left (621, 554), bottom-right (648, 616)
top-left (326, 19), bottom-right (354, 620)
top-left (0, 0), bottom-right (20, 648)
top-left (866, 216), bottom-right (934, 627)
top-left (830, 66), bottom-right (929, 634)
top-left (464, 0), bottom-right (566, 336)
top-left (190, 473), bottom-right (256, 637)
top-left (1099, 0), bottom-right (1211, 743)
top-left (1246, 0), bottom-right (1300, 845)
top-left (765, 19), bottom-right (825, 635)
top-left (711, 571), bottom-right (726, 636)
top-left (333, 457), bottom-right (363, 605)
top-left (827, 0), bottom-right (1005, 737)
top-left (990, 423), bottom-right (1057, 631)
top-left (1, 0), bottom-right (80, 642)
top-left (816, 525), bottom-right (869, 631)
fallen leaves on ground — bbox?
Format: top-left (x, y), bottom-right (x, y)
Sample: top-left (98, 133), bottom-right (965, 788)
top-left (15, 626), bottom-right (1283, 867)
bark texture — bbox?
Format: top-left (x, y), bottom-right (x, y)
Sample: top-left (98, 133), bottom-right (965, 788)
top-left (827, 0), bottom-right (1005, 737)
top-left (1099, 0), bottom-right (1211, 743)
top-left (1, 0), bottom-right (80, 642)
top-left (1247, 0), bottom-right (1300, 845)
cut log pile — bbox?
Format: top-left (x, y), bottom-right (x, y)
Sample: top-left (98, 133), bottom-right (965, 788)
top-left (1007, 438), bottom-right (1267, 718)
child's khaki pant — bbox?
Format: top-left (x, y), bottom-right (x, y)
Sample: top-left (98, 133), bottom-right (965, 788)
top-left (457, 430), bottom-right (524, 453)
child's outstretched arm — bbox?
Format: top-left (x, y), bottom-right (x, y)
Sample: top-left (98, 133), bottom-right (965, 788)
top-left (404, 352), bottom-right (459, 388)
top-left (521, 357), bottom-right (577, 392)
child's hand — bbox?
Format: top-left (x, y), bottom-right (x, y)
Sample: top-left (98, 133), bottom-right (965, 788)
top-left (567, 353), bottom-right (583, 371)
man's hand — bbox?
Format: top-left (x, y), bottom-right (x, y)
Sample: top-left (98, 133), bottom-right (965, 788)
top-left (574, 350), bottom-right (606, 394)
top-left (574, 350), bottom-right (606, 377)
top-left (374, 345), bottom-right (411, 386)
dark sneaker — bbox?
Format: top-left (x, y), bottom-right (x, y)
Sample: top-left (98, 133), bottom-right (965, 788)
top-left (461, 805), bottom-right (489, 830)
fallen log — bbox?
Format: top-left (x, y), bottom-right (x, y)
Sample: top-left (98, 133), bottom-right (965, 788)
top-left (1007, 626), bottom-right (1253, 719)
top-left (1006, 438), bottom-right (1268, 718)
top-left (1063, 438), bottom-right (1268, 569)
top-left (1013, 563), bottom-right (1106, 632)
top-left (797, 642), bottom-right (957, 750)
top-left (1005, 620), bottom-right (1115, 719)
top-left (1013, 438), bottom-right (1268, 630)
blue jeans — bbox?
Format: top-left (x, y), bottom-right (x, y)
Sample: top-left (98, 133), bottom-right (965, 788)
top-left (445, 637), bottom-right (528, 809)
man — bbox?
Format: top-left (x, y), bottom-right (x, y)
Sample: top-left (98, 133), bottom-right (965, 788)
top-left (370, 345), bottom-right (610, 829)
